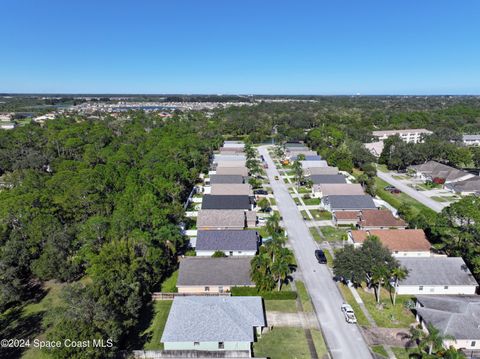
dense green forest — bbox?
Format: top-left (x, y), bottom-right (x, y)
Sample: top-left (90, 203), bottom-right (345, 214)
top-left (0, 112), bottom-right (220, 358)
top-left (1, 96), bottom-right (480, 358)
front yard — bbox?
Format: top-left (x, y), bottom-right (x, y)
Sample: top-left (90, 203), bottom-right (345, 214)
top-left (254, 327), bottom-right (326, 359)
top-left (337, 284), bottom-right (370, 327)
top-left (319, 226), bottom-right (348, 242)
top-left (264, 299), bottom-right (298, 313)
top-left (356, 286), bottom-right (416, 328)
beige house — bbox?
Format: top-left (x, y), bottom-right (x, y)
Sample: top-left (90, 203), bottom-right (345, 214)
top-left (210, 184), bottom-right (253, 196)
top-left (312, 183), bottom-right (364, 198)
top-left (176, 257), bottom-right (254, 294)
top-left (216, 166), bottom-right (249, 177)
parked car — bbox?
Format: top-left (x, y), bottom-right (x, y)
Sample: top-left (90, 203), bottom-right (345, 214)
top-left (263, 163), bottom-right (269, 169)
top-left (258, 217), bottom-right (267, 223)
top-left (314, 249), bottom-right (327, 264)
top-left (341, 304), bottom-right (357, 324)
top-left (274, 175), bottom-right (279, 180)
top-left (254, 189), bottom-right (268, 195)
top-left (384, 185), bottom-right (401, 194)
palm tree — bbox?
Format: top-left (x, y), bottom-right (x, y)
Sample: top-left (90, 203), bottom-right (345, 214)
top-left (292, 160), bottom-right (304, 189)
top-left (442, 346), bottom-right (466, 359)
top-left (270, 252), bottom-right (292, 291)
top-left (419, 323), bottom-right (455, 355)
top-left (371, 266), bottom-right (389, 304)
top-left (390, 266), bottom-right (408, 306)
top-left (266, 213), bottom-right (282, 237)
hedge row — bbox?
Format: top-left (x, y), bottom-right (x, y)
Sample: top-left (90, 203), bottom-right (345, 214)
top-left (230, 286), bottom-right (297, 300)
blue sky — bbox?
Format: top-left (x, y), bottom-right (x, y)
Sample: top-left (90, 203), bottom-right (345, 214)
top-left (1, 0), bottom-right (479, 94)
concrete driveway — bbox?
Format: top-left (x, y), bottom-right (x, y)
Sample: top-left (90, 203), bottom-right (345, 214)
top-left (259, 146), bottom-right (373, 359)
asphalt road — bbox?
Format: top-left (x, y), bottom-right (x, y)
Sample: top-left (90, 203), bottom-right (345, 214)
top-left (377, 171), bottom-right (447, 213)
top-left (259, 146), bottom-right (373, 359)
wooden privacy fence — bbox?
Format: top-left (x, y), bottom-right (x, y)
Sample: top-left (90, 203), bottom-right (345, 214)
top-left (152, 292), bottom-right (231, 300)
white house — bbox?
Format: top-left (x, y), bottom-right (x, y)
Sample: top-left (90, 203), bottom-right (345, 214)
top-left (396, 257), bottom-right (478, 295)
top-left (462, 134), bottom-right (480, 147)
top-left (372, 128), bottom-right (432, 144)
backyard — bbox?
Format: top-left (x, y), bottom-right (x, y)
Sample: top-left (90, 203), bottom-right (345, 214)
top-left (142, 301), bottom-right (173, 350)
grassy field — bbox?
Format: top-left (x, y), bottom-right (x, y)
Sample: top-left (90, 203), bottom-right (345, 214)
top-left (309, 209), bottom-right (332, 220)
top-left (430, 195), bottom-right (456, 202)
top-left (320, 226), bottom-right (348, 242)
top-left (264, 300), bottom-right (298, 312)
top-left (142, 301), bottom-right (173, 350)
top-left (356, 287), bottom-right (416, 328)
top-left (254, 327), bottom-right (326, 359)
top-left (161, 270), bottom-right (178, 292)
top-left (302, 197), bottom-right (321, 205)
top-left (375, 177), bottom-right (436, 217)
top-left (337, 284), bottom-right (370, 327)
top-left (269, 197), bottom-right (277, 205)
top-left (371, 345), bottom-right (389, 358)
top-left (295, 281), bottom-right (314, 312)
top-left (309, 227), bottom-right (323, 242)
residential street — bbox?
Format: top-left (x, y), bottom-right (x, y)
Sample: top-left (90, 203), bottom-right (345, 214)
top-left (377, 171), bottom-right (447, 213)
top-left (258, 146), bottom-right (373, 359)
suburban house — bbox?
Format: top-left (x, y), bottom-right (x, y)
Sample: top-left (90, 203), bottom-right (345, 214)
top-left (208, 174), bottom-right (245, 185)
top-left (161, 296), bottom-right (265, 354)
top-left (223, 141), bottom-right (245, 149)
top-left (301, 160), bottom-right (329, 169)
top-left (322, 195), bottom-right (377, 212)
top-left (333, 211), bottom-right (360, 227)
top-left (311, 183), bottom-right (364, 198)
top-left (304, 166), bottom-right (339, 176)
top-left (310, 174), bottom-right (347, 185)
top-left (220, 146), bottom-right (245, 153)
top-left (285, 142), bottom-right (308, 150)
top-left (286, 150), bottom-right (317, 159)
top-left (364, 141), bottom-right (384, 157)
top-left (176, 257), bottom-right (254, 293)
top-left (213, 154), bottom-right (247, 163)
top-left (348, 229), bottom-right (431, 257)
top-left (409, 161), bottom-right (474, 184)
top-left (357, 209), bottom-right (407, 230)
top-left (415, 295), bottom-right (480, 353)
top-left (197, 210), bottom-right (250, 230)
top-left (397, 257), bottom-right (479, 295)
top-left (215, 160), bottom-right (247, 168)
top-left (216, 166), bottom-right (249, 177)
top-left (445, 176), bottom-right (480, 196)
top-left (292, 154), bottom-right (322, 161)
top-left (462, 134), bottom-right (480, 147)
top-left (210, 184), bottom-right (253, 196)
top-left (372, 128), bottom-right (433, 144)
top-left (195, 230), bottom-right (259, 257)
top-left (201, 195), bottom-right (254, 210)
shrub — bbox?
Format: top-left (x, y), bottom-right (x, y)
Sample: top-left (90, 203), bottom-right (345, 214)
top-left (231, 287), bottom-right (297, 300)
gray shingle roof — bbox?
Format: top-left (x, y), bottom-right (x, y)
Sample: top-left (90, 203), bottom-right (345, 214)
top-left (196, 230), bottom-right (258, 251)
top-left (209, 175), bottom-right (245, 184)
top-left (311, 174), bottom-right (347, 184)
top-left (161, 296), bottom-right (265, 342)
top-left (324, 195), bottom-right (377, 210)
top-left (398, 257), bottom-right (479, 286)
top-left (445, 177), bottom-right (480, 193)
top-left (177, 257), bottom-right (253, 286)
top-left (416, 296), bottom-right (480, 339)
top-left (410, 161), bottom-right (471, 182)
top-left (463, 134), bottom-right (480, 141)
top-left (202, 195), bottom-right (252, 210)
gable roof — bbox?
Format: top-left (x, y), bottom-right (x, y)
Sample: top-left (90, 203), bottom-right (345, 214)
top-left (323, 195), bottom-right (376, 210)
top-left (214, 154), bottom-right (247, 162)
top-left (209, 175), bottom-right (245, 184)
top-left (292, 154), bottom-right (322, 161)
top-left (196, 230), bottom-right (258, 251)
top-left (301, 160), bottom-right (329, 168)
top-left (350, 229), bottom-right (430, 252)
top-left (177, 257), bottom-right (253, 286)
top-left (410, 161), bottom-right (472, 182)
top-left (215, 160), bottom-right (247, 168)
top-left (202, 195), bottom-right (252, 210)
top-left (306, 167), bottom-right (339, 176)
top-left (315, 183), bottom-right (365, 196)
top-left (285, 142), bottom-right (306, 148)
top-left (197, 210), bottom-right (246, 229)
top-left (334, 211), bottom-right (360, 220)
top-left (358, 209), bottom-right (407, 228)
top-left (161, 296), bottom-right (265, 343)
top-left (416, 295), bottom-right (480, 340)
top-left (216, 166), bottom-right (249, 176)
top-left (310, 174), bottom-right (347, 184)
top-left (445, 176), bottom-right (480, 193)
top-left (398, 257), bottom-right (478, 286)
top-left (211, 184), bottom-right (253, 196)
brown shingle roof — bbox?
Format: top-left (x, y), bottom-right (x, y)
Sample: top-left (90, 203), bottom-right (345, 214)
top-left (210, 184), bottom-right (253, 196)
top-left (350, 229), bottom-right (431, 252)
top-left (334, 211), bottom-right (360, 220)
top-left (358, 209), bottom-right (407, 228)
top-left (315, 183), bottom-right (365, 196)
top-left (197, 210), bottom-right (246, 229)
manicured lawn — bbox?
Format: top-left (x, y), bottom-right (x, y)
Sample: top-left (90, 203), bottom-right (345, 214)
top-left (320, 226), bottom-right (347, 242)
top-left (297, 187), bottom-right (311, 194)
top-left (371, 345), bottom-right (388, 358)
top-left (337, 284), bottom-right (370, 327)
top-left (254, 327), bottom-right (326, 359)
top-left (161, 270), bottom-right (178, 292)
top-left (323, 250), bottom-right (334, 268)
top-left (269, 197), bottom-right (276, 206)
top-left (391, 346), bottom-right (418, 359)
top-left (430, 195), bottom-right (456, 203)
top-left (295, 281), bottom-right (314, 312)
top-left (143, 301), bottom-right (173, 350)
top-left (375, 177), bottom-right (436, 217)
top-left (300, 210), bottom-right (310, 219)
top-left (309, 227), bottom-right (323, 242)
top-left (302, 197), bottom-right (321, 205)
top-left (294, 197), bottom-right (301, 205)
top-left (356, 286), bottom-right (416, 328)
top-left (264, 300), bottom-right (298, 313)
top-left (310, 209), bottom-right (332, 220)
